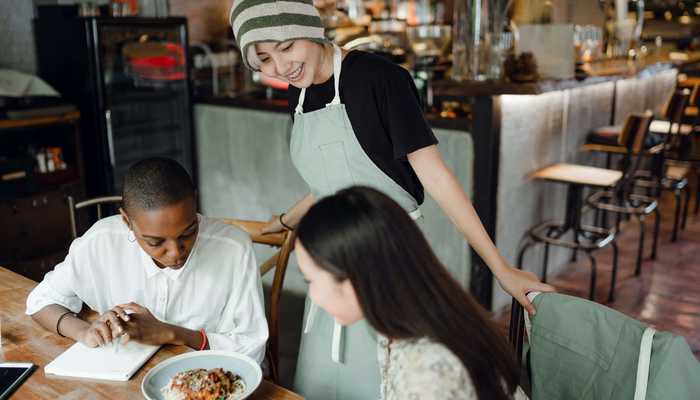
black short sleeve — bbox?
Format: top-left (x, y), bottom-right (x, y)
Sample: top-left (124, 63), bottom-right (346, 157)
top-left (377, 65), bottom-right (438, 159)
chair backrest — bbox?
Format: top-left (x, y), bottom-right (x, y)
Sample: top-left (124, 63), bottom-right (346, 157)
top-left (657, 89), bottom-right (692, 169)
top-left (689, 84), bottom-right (699, 107)
top-left (614, 111), bottom-right (654, 195)
top-left (220, 219), bottom-right (295, 383)
top-left (661, 89), bottom-right (691, 126)
top-left (67, 195), bottom-right (123, 239)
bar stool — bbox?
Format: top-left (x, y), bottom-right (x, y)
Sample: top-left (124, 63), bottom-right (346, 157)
top-left (632, 90), bottom-right (692, 242)
top-left (516, 164), bottom-right (619, 301)
top-left (585, 89), bottom-right (692, 159)
top-left (517, 113), bottom-right (654, 303)
top-left (585, 112), bottom-right (659, 298)
top-left (585, 90), bottom-right (691, 242)
top-left (679, 83), bottom-right (700, 215)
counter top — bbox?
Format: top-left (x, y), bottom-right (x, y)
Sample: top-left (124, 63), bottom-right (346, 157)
top-left (195, 52), bottom-right (698, 130)
top-left (433, 52), bottom-right (700, 97)
top-left (195, 94), bottom-right (471, 132)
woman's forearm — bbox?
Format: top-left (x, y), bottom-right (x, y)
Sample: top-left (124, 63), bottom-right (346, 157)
top-left (32, 304), bottom-right (90, 341)
top-left (284, 193), bottom-right (316, 228)
top-left (409, 146), bottom-right (507, 275)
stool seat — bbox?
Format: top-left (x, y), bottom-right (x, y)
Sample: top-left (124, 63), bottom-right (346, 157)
top-left (532, 163), bottom-right (622, 187)
top-left (591, 120), bottom-right (692, 138)
top-left (649, 120), bottom-right (694, 135)
top-left (592, 125), bottom-right (623, 137)
top-left (686, 106), bottom-right (698, 118)
top-left (582, 143), bottom-right (664, 156)
top-left (666, 164), bottom-right (691, 181)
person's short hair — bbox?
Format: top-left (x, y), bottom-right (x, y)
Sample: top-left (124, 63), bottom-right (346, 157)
top-left (122, 158), bottom-right (195, 212)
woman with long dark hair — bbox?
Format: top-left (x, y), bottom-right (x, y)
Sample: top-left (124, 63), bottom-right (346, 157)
top-left (295, 186), bottom-right (528, 400)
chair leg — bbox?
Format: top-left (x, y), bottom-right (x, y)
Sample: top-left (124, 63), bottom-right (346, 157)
top-left (635, 215), bottom-right (645, 276)
top-left (542, 243), bottom-right (550, 283)
top-left (608, 241), bottom-right (619, 303)
top-left (672, 189), bottom-right (682, 242)
top-left (570, 228), bottom-right (579, 263)
top-left (570, 244), bottom-right (578, 263)
top-left (695, 174), bottom-right (700, 215)
top-left (681, 186), bottom-right (690, 230)
top-left (516, 241), bottom-right (535, 270)
top-left (651, 208), bottom-right (661, 260)
top-left (585, 252), bottom-right (597, 301)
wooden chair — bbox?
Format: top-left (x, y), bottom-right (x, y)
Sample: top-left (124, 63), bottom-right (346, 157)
top-left (67, 195), bottom-right (123, 239)
top-left (221, 219), bottom-right (295, 384)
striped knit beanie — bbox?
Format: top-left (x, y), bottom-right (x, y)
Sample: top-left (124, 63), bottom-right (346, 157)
top-left (230, 0), bottom-right (327, 71)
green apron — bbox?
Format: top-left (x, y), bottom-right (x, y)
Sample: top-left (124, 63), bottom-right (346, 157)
top-left (291, 44), bottom-right (422, 400)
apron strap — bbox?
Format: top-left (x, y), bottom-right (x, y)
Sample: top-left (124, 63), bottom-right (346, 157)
top-left (331, 321), bottom-right (344, 363)
top-left (326, 44), bottom-right (342, 107)
top-left (634, 327), bottom-right (656, 400)
top-left (295, 87), bottom-right (307, 115)
top-left (295, 44), bottom-right (342, 114)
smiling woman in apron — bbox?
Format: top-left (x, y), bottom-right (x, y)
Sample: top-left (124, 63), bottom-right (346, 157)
top-left (229, 1), bottom-right (554, 398)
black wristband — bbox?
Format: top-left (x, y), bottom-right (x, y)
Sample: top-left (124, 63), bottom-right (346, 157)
top-left (279, 213), bottom-right (294, 231)
top-left (56, 311), bottom-right (76, 338)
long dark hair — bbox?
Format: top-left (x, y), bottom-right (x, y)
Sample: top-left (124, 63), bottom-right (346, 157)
top-left (297, 186), bottom-right (519, 400)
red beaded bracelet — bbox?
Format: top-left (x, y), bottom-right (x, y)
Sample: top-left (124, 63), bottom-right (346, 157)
top-left (198, 329), bottom-right (208, 351)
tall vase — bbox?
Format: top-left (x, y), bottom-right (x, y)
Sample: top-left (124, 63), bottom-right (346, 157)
top-left (452, 0), bottom-right (511, 81)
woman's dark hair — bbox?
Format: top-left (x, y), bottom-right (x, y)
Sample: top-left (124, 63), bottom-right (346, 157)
top-left (297, 186), bottom-right (519, 400)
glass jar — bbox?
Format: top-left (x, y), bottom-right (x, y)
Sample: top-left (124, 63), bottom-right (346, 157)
top-left (452, 0), bottom-right (511, 81)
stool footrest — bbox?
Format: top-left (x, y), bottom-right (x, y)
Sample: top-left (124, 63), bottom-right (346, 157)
top-left (527, 221), bottom-right (616, 251)
top-left (587, 191), bottom-right (658, 215)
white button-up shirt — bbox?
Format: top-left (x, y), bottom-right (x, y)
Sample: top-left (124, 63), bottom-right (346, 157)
top-left (26, 214), bottom-right (268, 363)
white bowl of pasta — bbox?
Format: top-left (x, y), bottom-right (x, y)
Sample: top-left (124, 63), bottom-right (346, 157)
top-left (141, 350), bottom-right (262, 400)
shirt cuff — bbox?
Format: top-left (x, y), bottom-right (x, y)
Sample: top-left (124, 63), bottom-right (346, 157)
top-left (206, 332), bottom-right (267, 365)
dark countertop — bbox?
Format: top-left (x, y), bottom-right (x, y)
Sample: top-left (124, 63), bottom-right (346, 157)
top-left (195, 93), bottom-right (471, 132)
top-left (433, 61), bottom-right (677, 97)
top-left (433, 52), bottom-right (700, 97)
top-left (195, 52), bottom-right (700, 131)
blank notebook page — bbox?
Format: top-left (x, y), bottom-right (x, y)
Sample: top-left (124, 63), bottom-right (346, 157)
top-left (45, 341), bottom-right (160, 381)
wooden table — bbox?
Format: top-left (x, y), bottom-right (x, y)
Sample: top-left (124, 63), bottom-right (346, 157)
top-left (0, 267), bottom-right (302, 399)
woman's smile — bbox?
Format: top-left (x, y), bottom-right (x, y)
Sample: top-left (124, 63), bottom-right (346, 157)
top-left (286, 63), bottom-right (304, 83)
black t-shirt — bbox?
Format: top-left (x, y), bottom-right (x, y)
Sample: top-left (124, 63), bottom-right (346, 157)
top-left (288, 50), bottom-right (438, 204)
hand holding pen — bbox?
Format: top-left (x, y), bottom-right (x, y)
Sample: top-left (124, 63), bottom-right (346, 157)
top-left (77, 306), bottom-right (131, 348)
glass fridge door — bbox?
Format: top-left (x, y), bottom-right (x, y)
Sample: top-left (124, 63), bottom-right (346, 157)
top-left (96, 19), bottom-right (193, 194)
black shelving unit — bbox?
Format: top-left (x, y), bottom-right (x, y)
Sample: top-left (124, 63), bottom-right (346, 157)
top-left (33, 16), bottom-right (196, 198)
top-left (0, 112), bottom-right (85, 281)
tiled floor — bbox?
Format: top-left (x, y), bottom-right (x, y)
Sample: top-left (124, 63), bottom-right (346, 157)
top-left (498, 182), bottom-right (700, 361)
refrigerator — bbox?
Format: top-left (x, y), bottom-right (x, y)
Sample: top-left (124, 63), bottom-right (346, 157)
top-left (34, 16), bottom-right (195, 198)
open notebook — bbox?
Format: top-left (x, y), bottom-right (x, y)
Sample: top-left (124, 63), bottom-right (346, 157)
top-left (45, 341), bottom-right (160, 381)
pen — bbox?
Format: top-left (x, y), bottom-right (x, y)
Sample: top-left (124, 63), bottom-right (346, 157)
top-left (114, 333), bottom-right (123, 353)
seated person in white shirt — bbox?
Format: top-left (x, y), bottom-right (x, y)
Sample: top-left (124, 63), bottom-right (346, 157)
top-left (26, 157), bottom-right (268, 363)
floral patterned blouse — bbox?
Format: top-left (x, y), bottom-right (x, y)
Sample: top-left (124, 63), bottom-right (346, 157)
top-left (377, 336), bottom-right (529, 400)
